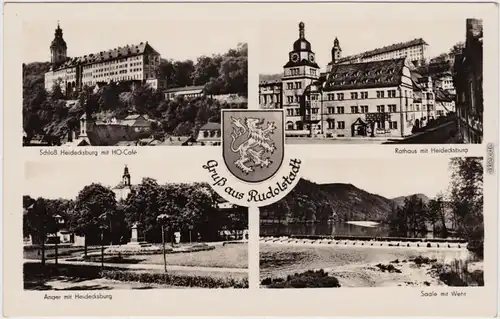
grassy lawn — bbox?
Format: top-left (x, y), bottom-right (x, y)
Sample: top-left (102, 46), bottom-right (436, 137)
top-left (23, 247), bottom-right (100, 260)
top-left (140, 243), bottom-right (248, 269)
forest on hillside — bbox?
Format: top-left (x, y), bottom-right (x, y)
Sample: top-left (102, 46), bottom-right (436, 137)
top-left (260, 179), bottom-right (396, 224)
top-left (22, 44), bottom-right (248, 144)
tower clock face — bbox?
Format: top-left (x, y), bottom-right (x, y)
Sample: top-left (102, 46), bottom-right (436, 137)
top-left (309, 54), bottom-right (315, 62)
top-left (291, 53), bottom-right (299, 62)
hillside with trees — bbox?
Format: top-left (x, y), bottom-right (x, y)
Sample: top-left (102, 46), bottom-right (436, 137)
top-left (260, 179), bottom-right (397, 224)
top-left (22, 44), bottom-right (248, 145)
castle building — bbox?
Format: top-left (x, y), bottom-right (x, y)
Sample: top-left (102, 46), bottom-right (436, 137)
top-left (334, 38), bottom-right (428, 68)
top-left (453, 19), bottom-right (483, 144)
top-left (259, 22), bottom-right (434, 139)
top-left (44, 23), bottom-right (165, 95)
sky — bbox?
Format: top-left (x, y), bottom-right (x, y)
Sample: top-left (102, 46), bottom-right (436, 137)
top-left (23, 20), bottom-right (248, 63)
top-left (259, 16), bottom-right (470, 74)
top-left (24, 159), bottom-right (206, 200)
top-left (300, 157), bottom-right (454, 200)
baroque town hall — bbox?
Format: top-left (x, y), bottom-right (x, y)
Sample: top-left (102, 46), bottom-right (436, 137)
top-left (259, 22), bottom-right (440, 140)
top-left (44, 23), bottom-right (165, 95)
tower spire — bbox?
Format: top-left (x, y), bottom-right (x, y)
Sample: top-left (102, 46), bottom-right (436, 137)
top-left (123, 165), bottom-right (131, 187)
top-left (299, 22), bottom-right (305, 39)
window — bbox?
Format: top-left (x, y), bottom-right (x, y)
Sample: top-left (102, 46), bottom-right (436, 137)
top-left (361, 92), bottom-right (368, 99)
top-left (328, 120), bottom-right (335, 129)
top-left (377, 105), bottom-right (385, 112)
top-left (310, 69), bottom-right (317, 76)
top-left (351, 92), bottom-right (358, 99)
top-left (376, 90), bottom-right (385, 98)
top-left (327, 107), bottom-right (335, 114)
top-left (327, 93), bottom-right (335, 101)
top-left (388, 105), bottom-right (397, 112)
top-left (295, 95), bottom-right (300, 103)
top-left (388, 90), bottom-right (397, 98)
top-left (337, 121), bottom-right (345, 129)
top-left (337, 106), bottom-right (345, 114)
top-left (337, 93), bottom-right (344, 100)
top-left (295, 109), bottom-right (300, 116)
top-left (311, 94), bottom-right (318, 101)
top-left (351, 106), bottom-right (359, 113)
top-left (312, 108), bottom-right (319, 114)
top-left (360, 105), bottom-right (369, 113)
top-left (295, 82), bottom-right (302, 89)
top-left (287, 83), bottom-right (293, 90)
top-left (287, 109), bottom-right (293, 116)
top-left (287, 96), bottom-right (294, 103)
top-left (389, 121), bottom-right (398, 129)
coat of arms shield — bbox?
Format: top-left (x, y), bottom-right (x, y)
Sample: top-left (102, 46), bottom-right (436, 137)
top-left (222, 109), bottom-right (284, 183)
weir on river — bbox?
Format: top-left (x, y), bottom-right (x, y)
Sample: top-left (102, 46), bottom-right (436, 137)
top-left (260, 235), bottom-right (468, 250)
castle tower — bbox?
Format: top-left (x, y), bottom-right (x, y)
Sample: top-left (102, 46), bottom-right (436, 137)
top-left (50, 22), bottom-right (67, 68)
top-left (331, 37), bottom-right (342, 64)
top-left (282, 22), bottom-right (320, 131)
top-left (326, 38), bottom-right (342, 73)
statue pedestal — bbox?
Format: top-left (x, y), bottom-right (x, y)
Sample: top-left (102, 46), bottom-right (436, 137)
top-left (126, 223), bottom-right (151, 247)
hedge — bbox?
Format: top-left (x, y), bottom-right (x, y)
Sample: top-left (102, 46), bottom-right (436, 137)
top-left (101, 270), bottom-right (249, 288)
top-left (261, 269), bottom-right (341, 288)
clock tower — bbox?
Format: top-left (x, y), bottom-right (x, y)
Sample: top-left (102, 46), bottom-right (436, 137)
top-left (282, 22), bottom-right (320, 132)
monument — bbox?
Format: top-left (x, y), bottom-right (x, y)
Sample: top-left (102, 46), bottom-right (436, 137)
top-left (126, 222), bottom-right (151, 247)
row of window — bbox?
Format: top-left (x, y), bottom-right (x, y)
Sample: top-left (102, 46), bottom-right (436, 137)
top-left (287, 68), bottom-right (317, 77)
top-left (318, 120), bottom-right (398, 130)
top-left (82, 56), bottom-right (143, 70)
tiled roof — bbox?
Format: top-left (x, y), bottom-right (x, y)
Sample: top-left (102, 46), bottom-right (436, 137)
top-left (338, 38), bottom-right (427, 63)
top-left (323, 58), bottom-right (406, 91)
top-left (259, 74), bottom-right (282, 84)
top-left (200, 122), bottom-right (221, 130)
top-left (54, 42), bottom-right (157, 71)
top-left (435, 89), bottom-right (455, 102)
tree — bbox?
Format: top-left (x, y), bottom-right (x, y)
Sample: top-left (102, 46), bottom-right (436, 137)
top-left (388, 195), bottom-right (428, 237)
top-left (51, 79), bottom-right (65, 101)
top-left (71, 183), bottom-right (117, 256)
top-left (449, 157), bottom-right (484, 258)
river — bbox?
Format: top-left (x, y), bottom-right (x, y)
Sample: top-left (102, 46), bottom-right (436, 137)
top-left (260, 221), bottom-right (443, 239)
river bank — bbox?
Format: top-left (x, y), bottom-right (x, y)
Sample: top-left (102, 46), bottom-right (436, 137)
top-left (260, 243), bottom-right (483, 287)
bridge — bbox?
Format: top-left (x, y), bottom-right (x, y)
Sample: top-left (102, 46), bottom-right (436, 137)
top-left (260, 234), bottom-right (468, 250)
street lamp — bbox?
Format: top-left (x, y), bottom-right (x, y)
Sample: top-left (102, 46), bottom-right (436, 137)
top-left (157, 214), bottom-right (171, 273)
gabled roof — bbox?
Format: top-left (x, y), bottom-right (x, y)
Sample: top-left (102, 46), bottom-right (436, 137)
top-left (338, 38), bottom-right (428, 63)
top-left (323, 58), bottom-right (406, 91)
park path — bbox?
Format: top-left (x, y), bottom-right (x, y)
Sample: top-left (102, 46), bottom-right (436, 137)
top-left (23, 258), bottom-right (248, 274)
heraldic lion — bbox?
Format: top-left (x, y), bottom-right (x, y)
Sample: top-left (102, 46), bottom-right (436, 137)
top-left (229, 116), bottom-right (277, 174)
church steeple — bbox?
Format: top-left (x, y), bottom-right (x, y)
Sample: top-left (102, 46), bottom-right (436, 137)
top-left (50, 22), bottom-right (67, 68)
top-left (122, 165), bottom-right (131, 187)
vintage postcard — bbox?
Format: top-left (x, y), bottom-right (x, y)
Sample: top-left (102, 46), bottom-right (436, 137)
top-left (3, 1), bottom-right (499, 318)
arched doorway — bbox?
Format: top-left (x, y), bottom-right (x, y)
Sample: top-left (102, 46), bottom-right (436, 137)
top-left (286, 121), bottom-right (294, 130)
top-left (351, 118), bottom-right (368, 137)
top-left (415, 119), bottom-right (420, 128)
